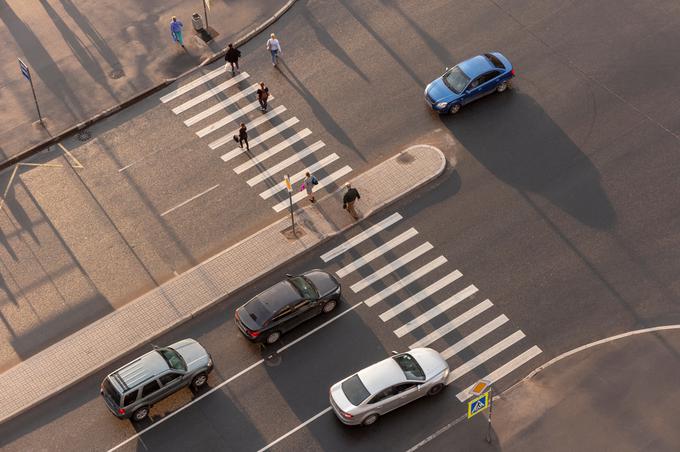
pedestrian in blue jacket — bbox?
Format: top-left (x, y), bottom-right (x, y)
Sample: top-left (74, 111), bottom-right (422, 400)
top-left (170, 16), bottom-right (185, 48)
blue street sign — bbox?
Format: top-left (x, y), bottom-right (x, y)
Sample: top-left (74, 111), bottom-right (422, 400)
top-left (467, 392), bottom-right (490, 418)
top-left (19, 59), bottom-right (31, 81)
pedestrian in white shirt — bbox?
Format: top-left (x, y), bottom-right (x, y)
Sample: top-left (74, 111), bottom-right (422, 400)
top-left (266, 33), bottom-right (282, 66)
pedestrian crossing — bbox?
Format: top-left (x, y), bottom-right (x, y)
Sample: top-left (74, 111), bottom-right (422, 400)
top-left (322, 212), bottom-right (543, 402)
top-left (158, 68), bottom-right (352, 212)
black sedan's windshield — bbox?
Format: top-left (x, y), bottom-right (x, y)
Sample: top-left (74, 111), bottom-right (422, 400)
top-left (442, 66), bottom-right (470, 94)
top-left (288, 276), bottom-right (318, 299)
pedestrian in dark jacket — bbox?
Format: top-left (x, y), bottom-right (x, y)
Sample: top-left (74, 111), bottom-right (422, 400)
top-left (257, 82), bottom-right (269, 112)
top-left (238, 123), bottom-right (249, 151)
top-left (224, 44), bottom-right (241, 75)
top-left (342, 182), bottom-right (361, 220)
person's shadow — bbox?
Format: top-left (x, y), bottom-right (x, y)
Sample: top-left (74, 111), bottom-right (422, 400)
top-left (440, 90), bottom-right (615, 229)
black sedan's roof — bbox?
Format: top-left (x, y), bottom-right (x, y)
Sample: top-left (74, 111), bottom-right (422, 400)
top-left (247, 280), bottom-right (301, 320)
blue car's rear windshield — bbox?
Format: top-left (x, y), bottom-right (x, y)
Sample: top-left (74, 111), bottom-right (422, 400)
top-left (443, 66), bottom-right (470, 94)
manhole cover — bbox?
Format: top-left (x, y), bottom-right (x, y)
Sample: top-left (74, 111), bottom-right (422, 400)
top-left (77, 130), bottom-right (91, 141)
top-left (109, 68), bottom-right (125, 79)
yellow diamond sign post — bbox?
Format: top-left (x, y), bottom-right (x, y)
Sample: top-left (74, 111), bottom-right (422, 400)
top-left (467, 379), bottom-right (493, 443)
top-left (284, 174), bottom-right (296, 237)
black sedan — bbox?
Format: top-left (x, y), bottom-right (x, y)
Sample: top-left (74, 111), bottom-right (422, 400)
top-left (235, 270), bottom-right (341, 344)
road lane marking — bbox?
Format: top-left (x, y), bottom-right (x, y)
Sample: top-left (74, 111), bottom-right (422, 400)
top-left (195, 97), bottom-right (272, 135)
top-left (350, 242), bottom-right (434, 293)
top-left (272, 166), bottom-right (352, 212)
top-left (171, 72), bottom-right (249, 114)
top-left (160, 65), bottom-right (230, 103)
top-left (160, 184), bottom-right (219, 217)
top-left (445, 330), bottom-right (526, 384)
top-left (456, 345), bottom-right (543, 401)
top-left (320, 212), bottom-right (403, 262)
top-left (378, 269), bottom-right (462, 321)
top-left (234, 128), bottom-right (312, 174)
top-left (219, 116), bottom-right (298, 158)
top-left (363, 256), bottom-right (448, 307)
top-left (258, 153), bottom-right (339, 199)
top-left (336, 228), bottom-right (419, 278)
top-left (408, 300), bottom-right (495, 347)
top-left (247, 141), bottom-right (325, 187)
top-left (394, 285), bottom-right (479, 337)
top-left (212, 105), bottom-right (287, 151)
top-left (440, 315), bottom-right (509, 359)
top-left (257, 407), bottom-right (333, 452)
top-left (186, 84), bottom-right (260, 127)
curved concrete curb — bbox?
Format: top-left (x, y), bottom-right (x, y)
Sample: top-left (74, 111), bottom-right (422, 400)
top-left (0, 0), bottom-right (298, 172)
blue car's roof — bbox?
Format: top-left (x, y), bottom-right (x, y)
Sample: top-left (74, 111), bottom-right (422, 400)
top-left (458, 55), bottom-right (494, 78)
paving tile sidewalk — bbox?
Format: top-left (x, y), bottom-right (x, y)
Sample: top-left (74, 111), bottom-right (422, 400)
top-left (0, 144), bottom-right (446, 424)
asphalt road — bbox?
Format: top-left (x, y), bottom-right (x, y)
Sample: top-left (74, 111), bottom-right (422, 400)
top-left (4, 0), bottom-right (680, 449)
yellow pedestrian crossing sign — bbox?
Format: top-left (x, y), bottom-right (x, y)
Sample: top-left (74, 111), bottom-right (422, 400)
top-left (467, 392), bottom-right (490, 418)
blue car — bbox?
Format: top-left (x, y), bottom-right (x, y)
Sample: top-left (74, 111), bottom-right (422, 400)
top-left (425, 52), bottom-right (514, 114)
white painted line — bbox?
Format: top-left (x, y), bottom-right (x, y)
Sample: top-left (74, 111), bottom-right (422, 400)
top-left (320, 213), bottom-right (403, 262)
top-left (363, 256), bottom-right (448, 308)
top-left (259, 153), bottom-right (339, 200)
top-left (234, 128), bottom-right (312, 174)
top-left (186, 84), bottom-right (260, 127)
top-left (195, 97), bottom-right (270, 135)
top-left (171, 72), bottom-right (249, 114)
top-left (219, 117), bottom-right (298, 159)
top-left (456, 345), bottom-right (543, 401)
top-left (394, 285), bottom-right (479, 337)
top-left (247, 141), bottom-right (325, 187)
top-left (272, 166), bottom-right (352, 212)
top-left (256, 407), bottom-right (333, 452)
top-left (160, 184), bottom-right (219, 217)
top-left (407, 300), bottom-right (496, 346)
top-left (440, 315), bottom-right (509, 360)
top-left (108, 358), bottom-right (264, 452)
top-left (211, 105), bottom-right (287, 151)
top-left (277, 302), bottom-right (363, 354)
top-left (379, 270), bottom-right (462, 321)
top-left (445, 330), bottom-right (526, 385)
top-left (405, 413), bottom-right (468, 452)
top-left (350, 242), bottom-right (434, 293)
top-left (160, 66), bottom-right (231, 103)
top-left (336, 228), bottom-right (419, 279)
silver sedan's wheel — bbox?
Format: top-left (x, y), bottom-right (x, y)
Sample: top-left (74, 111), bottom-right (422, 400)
top-left (497, 81), bottom-right (508, 93)
top-left (192, 373), bottom-right (208, 390)
top-left (362, 413), bottom-right (379, 426)
top-left (448, 104), bottom-right (461, 114)
top-left (132, 407), bottom-right (149, 422)
top-left (428, 383), bottom-right (444, 396)
top-left (322, 299), bottom-right (337, 313)
top-left (266, 331), bottom-right (281, 344)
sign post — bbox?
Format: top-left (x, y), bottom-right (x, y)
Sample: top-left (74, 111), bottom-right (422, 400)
top-left (18, 58), bottom-right (44, 126)
top-left (284, 174), bottom-right (296, 236)
top-left (467, 379), bottom-right (493, 443)
top-left (203, 0), bottom-right (210, 30)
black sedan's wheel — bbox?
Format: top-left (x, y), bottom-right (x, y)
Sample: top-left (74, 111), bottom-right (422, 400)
top-left (132, 406), bottom-right (149, 422)
top-left (448, 104), bottom-right (461, 114)
top-left (322, 299), bottom-right (337, 313)
top-left (266, 331), bottom-right (281, 344)
top-left (362, 413), bottom-right (379, 426)
top-left (496, 81), bottom-right (508, 92)
top-left (428, 383), bottom-right (445, 396)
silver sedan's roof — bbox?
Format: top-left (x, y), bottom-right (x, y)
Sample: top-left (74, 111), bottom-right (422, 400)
top-left (357, 357), bottom-right (406, 394)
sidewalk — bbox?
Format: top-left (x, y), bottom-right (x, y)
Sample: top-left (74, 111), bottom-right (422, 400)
top-left (0, 0), bottom-right (291, 166)
top-left (0, 144), bottom-right (446, 424)
top-left (416, 326), bottom-right (680, 452)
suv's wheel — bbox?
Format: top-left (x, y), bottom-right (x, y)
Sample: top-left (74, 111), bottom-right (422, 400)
top-left (362, 413), bottom-right (379, 426)
top-left (191, 372), bottom-right (208, 390)
top-left (448, 104), bottom-right (461, 114)
top-left (322, 299), bottom-right (337, 313)
top-left (428, 383), bottom-right (445, 396)
top-left (266, 331), bottom-right (281, 344)
top-left (132, 406), bottom-right (149, 422)
top-left (496, 81), bottom-right (508, 93)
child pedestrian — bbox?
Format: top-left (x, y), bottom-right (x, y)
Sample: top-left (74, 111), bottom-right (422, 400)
top-left (266, 33), bottom-right (282, 66)
top-left (170, 16), bottom-right (185, 48)
top-left (224, 44), bottom-right (241, 75)
top-left (257, 82), bottom-right (270, 112)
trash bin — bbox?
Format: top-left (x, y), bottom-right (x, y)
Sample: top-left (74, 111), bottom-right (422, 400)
top-left (191, 13), bottom-right (204, 31)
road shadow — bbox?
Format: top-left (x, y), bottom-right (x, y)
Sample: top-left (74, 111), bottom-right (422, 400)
top-left (439, 90), bottom-right (616, 229)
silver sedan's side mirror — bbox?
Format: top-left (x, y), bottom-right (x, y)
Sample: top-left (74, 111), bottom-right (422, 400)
top-left (445, 67), bottom-right (449, 71)
top-left (390, 350), bottom-right (399, 356)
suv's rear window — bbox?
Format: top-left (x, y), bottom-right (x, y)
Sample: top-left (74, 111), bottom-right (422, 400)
top-left (484, 53), bottom-right (505, 69)
top-left (341, 375), bottom-right (370, 406)
top-left (102, 378), bottom-right (121, 405)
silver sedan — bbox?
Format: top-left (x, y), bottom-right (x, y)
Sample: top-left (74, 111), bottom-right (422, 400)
top-left (329, 348), bottom-right (450, 426)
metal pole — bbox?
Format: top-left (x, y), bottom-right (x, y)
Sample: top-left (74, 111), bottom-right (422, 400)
top-left (288, 190), bottom-right (296, 236)
top-left (485, 391), bottom-right (493, 443)
top-left (203, 0), bottom-right (209, 30)
top-left (29, 76), bottom-right (44, 126)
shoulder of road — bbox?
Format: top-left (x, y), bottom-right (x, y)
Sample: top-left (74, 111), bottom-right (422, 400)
top-left (0, 144), bottom-right (446, 424)
top-left (411, 326), bottom-right (680, 452)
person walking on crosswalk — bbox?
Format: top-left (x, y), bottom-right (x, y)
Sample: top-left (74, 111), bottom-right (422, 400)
top-left (170, 16), bottom-right (185, 49)
top-left (235, 123), bottom-right (249, 151)
top-left (224, 44), bottom-right (241, 75)
top-left (342, 182), bottom-right (361, 220)
top-left (300, 172), bottom-right (318, 203)
top-left (257, 82), bottom-right (270, 112)
top-left (266, 33), bottom-right (282, 66)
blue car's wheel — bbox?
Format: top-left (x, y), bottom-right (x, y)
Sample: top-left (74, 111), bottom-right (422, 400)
top-left (497, 81), bottom-right (508, 93)
top-left (448, 104), bottom-right (461, 114)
